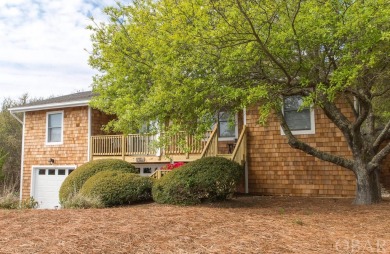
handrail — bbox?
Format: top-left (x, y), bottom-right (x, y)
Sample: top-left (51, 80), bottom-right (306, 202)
top-left (231, 125), bottom-right (247, 165)
top-left (91, 130), bottom-right (213, 158)
top-left (91, 134), bottom-right (156, 156)
top-left (149, 169), bottom-right (172, 179)
top-left (125, 134), bottom-right (156, 155)
top-left (160, 130), bottom-right (212, 155)
top-left (91, 135), bottom-right (122, 156)
top-left (200, 125), bottom-right (219, 158)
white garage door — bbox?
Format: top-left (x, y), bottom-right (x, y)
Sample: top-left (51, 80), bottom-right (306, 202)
top-left (32, 167), bottom-right (75, 209)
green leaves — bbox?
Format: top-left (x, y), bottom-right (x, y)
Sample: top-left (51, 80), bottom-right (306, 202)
top-left (89, 0), bottom-right (390, 134)
top-left (0, 149), bottom-right (8, 182)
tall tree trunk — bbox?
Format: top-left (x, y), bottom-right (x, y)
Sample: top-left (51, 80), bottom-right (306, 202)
top-left (354, 166), bottom-right (381, 205)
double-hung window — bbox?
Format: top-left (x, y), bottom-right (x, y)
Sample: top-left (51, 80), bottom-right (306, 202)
top-left (46, 111), bottom-right (63, 144)
top-left (218, 111), bottom-right (237, 140)
top-left (282, 95), bottom-right (315, 135)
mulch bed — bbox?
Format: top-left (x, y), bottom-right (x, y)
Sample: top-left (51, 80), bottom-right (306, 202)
top-left (0, 196), bottom-right (389, 253)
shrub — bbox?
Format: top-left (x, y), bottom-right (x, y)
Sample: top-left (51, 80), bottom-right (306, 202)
top-left (61, 193), bottom-right (104, 209)
top-left (59, 159), bottom-right (138, 202)
top-left (0, 192), bottom-right (19, 209)
top-left (20, 197), bottom-right (39, 209)
top-left (0, 194), bottom-right (39, 210)
top-left (152, 156), bottom-right (243, 205)
top-left (80, 171), bottom-right (154, 207)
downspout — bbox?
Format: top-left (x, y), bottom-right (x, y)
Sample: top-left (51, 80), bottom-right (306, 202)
top-left (87, 106), bottom-right (92, 161)
top-left (243, 108), bottom-right (248, 194)
top-left (9, 110), bottom-right (25, 201)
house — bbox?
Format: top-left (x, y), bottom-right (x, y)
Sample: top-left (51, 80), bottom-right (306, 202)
top-left (9, 91), bottom-right (390, 208)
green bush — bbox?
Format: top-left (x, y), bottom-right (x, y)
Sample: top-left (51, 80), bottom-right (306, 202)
top-left (20, 197), bottom-right (39, 209)
top-left (59, 159), bottom-right (138, 202)
top-left (61, 193), bottom-right (104, 209)
top-left (0, 193), bottom-right (38, 209)
top-left (152, 156), bottom-right (243, 205)
top-left (80, 171), bottom-right (153, 207)
top-left (0, 192), bottom-right (19, 209)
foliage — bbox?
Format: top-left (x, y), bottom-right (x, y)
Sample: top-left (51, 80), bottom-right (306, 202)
top-left (161, 162), bottom-right (185, 171)
top-left (0, 192), bottom-right (19, 209)
top-left (0, 95), bottom-right (29, 190)
top-left (61, 193), bottom-right (104, 209)
top-left (89, 0), bottom-right (390, 204)
top-left (20, 197), bottom-right (39, 209)
top-left (0, 190), bottom-right (38, 209)
top-left (59, 159), bottom-right (138, 202)
top-left (80, 171), bottom-right (153, 207)
top-left (152, 157), bottom-right (243, 205)
top-left (0, 149), bottom-right (7, 183)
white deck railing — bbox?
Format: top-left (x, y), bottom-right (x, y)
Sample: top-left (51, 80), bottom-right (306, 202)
top-left (91, 129), bottom-right (213, 158)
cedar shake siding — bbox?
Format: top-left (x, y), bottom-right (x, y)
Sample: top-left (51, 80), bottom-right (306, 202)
top-left (246, 103), bottom-right (357, 197)
top-left (18, 92), bottom-right (389, 199)
top-left (91, 109), bottom-right (116, 135)
top-left (22, 107), bottom-right (89, 199)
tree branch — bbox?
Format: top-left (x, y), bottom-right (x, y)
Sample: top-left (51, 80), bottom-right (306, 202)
top-left (373, 119), bottom-right (390, 151)
top-left (235, 0), bottom-right (292, 83)
top-left (345, 88), bottom-right (371, 104)
top-left (343, 93), bottom-right (358, 119)
top-left (275, 109), bottom-right (354, 170)
top-left (372, 85), bottom-right (390, 97)
top-left (319, 96), bottom-right (353, 147)
top-left (286, 0), bottom-right (303, 78)
top-left (369, 140), bottom-right (390, 172)
top-left (351, 97), bottom-right (370, 132)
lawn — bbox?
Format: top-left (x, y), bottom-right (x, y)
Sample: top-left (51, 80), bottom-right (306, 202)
top-left (0, 196), bottom-right (389, 254)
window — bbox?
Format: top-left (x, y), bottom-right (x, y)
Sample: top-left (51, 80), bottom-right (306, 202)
top-left (143, 167), bottom-right (152, 174)
top-left (47, 112), bottom-right (63, 144)
top-left (282, 95), bottom-right (315, 135)
top-left (218, 111), bottom-right (237, 139)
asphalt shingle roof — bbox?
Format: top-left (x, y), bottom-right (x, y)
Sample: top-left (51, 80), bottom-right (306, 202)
top-left (20, 91), bottom-right (94, 107)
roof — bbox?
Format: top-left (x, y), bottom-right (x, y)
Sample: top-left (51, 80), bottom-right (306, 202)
top-left (9, 91), bottom-right (95, 113)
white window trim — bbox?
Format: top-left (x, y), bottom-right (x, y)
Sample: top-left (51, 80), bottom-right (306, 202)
top-left (280, 101), bottom-right (316, 136)
top-left (218, 113), bottom-right (239, 141)
top-left (46, 111), bottom-right (64, 145)
top-left (30, 165), bottom-right (77, 197)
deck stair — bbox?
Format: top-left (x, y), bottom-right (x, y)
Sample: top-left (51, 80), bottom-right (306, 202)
top-left (150, 125), bottom-right (247, 179)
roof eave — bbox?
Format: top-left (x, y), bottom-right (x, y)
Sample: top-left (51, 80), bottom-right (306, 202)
top-left (9, 100), bottom-right (91, 113)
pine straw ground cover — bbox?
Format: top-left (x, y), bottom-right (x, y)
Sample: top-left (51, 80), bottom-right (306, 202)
top-left (0, 196), bottom-right (389, 254)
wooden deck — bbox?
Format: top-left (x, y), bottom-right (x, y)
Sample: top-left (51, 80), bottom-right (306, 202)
top-left (90, 126), bottom-right (247, 168)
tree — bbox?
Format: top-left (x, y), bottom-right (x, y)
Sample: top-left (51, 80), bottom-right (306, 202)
top-left (89, 0), bottom-right (390, 205)
top-left (0, 149), bottom-right (7, 184)
top-left (0, 94), bottom-right (30, 190)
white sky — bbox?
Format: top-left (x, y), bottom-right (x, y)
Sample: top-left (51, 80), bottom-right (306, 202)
top-left (0, 0), bottom-right (118, 103)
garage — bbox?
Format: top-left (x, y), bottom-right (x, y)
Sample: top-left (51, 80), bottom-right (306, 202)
top-left (32, 166), bottom-right (75, 209)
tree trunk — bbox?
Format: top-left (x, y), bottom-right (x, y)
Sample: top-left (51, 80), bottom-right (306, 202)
top-left (354, 166), bottom-right (382, 205)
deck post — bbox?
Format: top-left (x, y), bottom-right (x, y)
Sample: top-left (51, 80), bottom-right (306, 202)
top-left (214, 125), bottom-right (219, 156)
top-left (121, 135), bottom-right (125, 161)
top-left (89, 137), bottom-right (93, 161)
top-left (185, 134), bottom-right (189, 159)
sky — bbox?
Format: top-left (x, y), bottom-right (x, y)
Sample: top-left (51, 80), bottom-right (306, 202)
top-left (0, 0), bottom-right (118, 103)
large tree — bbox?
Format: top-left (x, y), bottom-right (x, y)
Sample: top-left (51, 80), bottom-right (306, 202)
top-left (0, 96), bottom-right (28, 191)
top-left (89, 0), bottom-right (390, 204)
